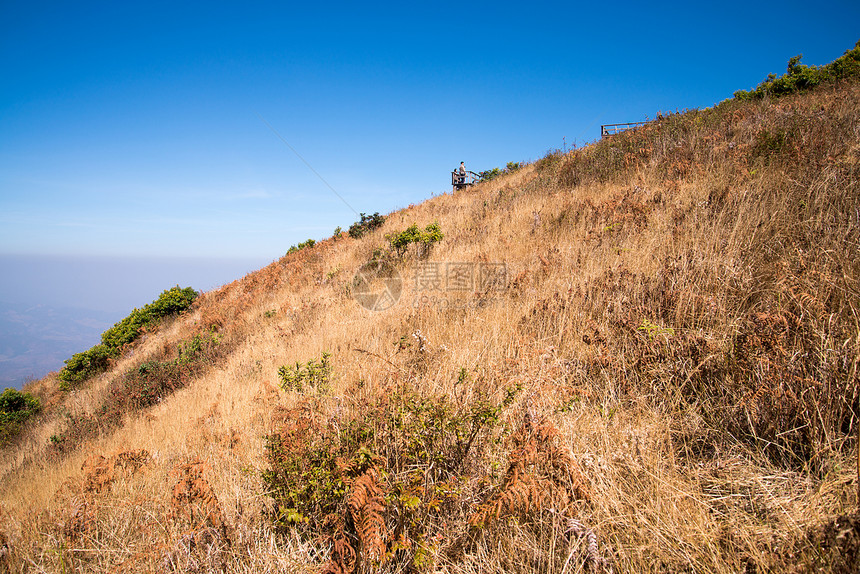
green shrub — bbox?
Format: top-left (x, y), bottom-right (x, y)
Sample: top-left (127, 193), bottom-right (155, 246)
top-left (50, 330), bottom-right (220, 453)
top-left (145, 285), bottom-right (198, 317)
top-left (386, 222), bottom-right (444, 257)
top-left (348, 212), bottom-right (386, 239)
top-left (422, 221), bottom-right (443, 244)
top-left (262, 379), bottom-right (521, 570)
top-left (287, 238), bottom-right (316, 255)
top-left (59, 286), bottom-right (198, 388)
top-left (535, 149), bottom-right (564, 172)
top-left (0, 388), bottom-right (41, 424)
top-left (479, 167), bottom-right (502, 182)
top-left (828, 40), bottom-right (860, 81)
top-left (99, 308), bottom-right (148, 351)
top-left (734, 41), bottom-right (860, 101)
top-left (0, 388), bottom-right (41, 443)
top-left (477, 162), bottom-right (521, 183)
top-left (387, 224), bottom-right (422, 253)
top-left (58, 344), bottom-right (113, 389)
top-left (100, 286), bottom-right (197, 351)
top-left (278, 352), bottom-right (331, 394)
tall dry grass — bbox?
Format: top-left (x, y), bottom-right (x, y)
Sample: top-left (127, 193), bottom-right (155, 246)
top-left (1, 81), bottom-right (858, 573)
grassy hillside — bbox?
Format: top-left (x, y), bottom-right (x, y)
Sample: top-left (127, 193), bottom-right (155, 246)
top-left (1, 62), bottom-right (859, 572)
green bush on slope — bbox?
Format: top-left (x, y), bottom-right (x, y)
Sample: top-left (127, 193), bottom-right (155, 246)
top-left (386, 222), bottom-right (444, 257)
top-left (49, 330), bottom-right (220, 453)
top-left (59, 286), bottom-right (198, 389)
top-left (348, 212), bottom-right (386, 239)
top-left (0, 388), bottom-right (41, 444)
top-left (287, 238), bottom-right (316, 255)
top-left (734, 40), bottom-right (860, 100)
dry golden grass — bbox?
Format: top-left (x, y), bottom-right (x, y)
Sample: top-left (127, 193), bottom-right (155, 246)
top-left (1, 81), bottom-right (859, 573)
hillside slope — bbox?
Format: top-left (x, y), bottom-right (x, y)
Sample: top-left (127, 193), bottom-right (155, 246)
top-left (1, 79), bottom-right (859, 573)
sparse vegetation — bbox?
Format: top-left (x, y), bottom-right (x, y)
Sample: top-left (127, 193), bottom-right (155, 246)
top-left (58, 286), bottom-right (198, 388)
top-left (49, 330), bottom-right (221, 454)
top-left (2, 43), bottom-right (859, 574)
top-left (734, 40), bottom-right (860, 100)
top-left (277, 351), bottom-right (331, 394)
top-left (263, 378), bottom-right (524, 573)
top-left (479, 161), bottom-right (522, 183)
top-left (0, 388), bottom-right (41, 444)
top-left (385, 222), bottom-right (443, 257)
top-left (286, 238), bottom-right (316, 255)
top-left (348, 212), bottom-right (386, 239)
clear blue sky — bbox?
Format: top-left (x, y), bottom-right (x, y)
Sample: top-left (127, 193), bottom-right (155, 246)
top-left (1, 1), bottom-right (859, 261)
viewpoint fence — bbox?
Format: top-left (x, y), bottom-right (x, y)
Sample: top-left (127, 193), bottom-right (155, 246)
top-left (600, 121), bottom-right (648, 137)
top-left (451, 170), bottom-right (480, 192)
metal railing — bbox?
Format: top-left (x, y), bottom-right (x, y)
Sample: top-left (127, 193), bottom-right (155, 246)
top-left (451, 170), bottom-right (480, 190)
top-left (600, 121), bottom-right (648, 137)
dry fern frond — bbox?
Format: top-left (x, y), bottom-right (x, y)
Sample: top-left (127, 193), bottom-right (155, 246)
top-left (470, 414), bottom-right (591, 528)
top-left (322, 521), bottom-right (357, 574)
top-left (348, 469), bottom-right (387, 562)
top-left (81, 449), bottom-right (151, 494)
top-left (169, 460), bottom-right (227, 534)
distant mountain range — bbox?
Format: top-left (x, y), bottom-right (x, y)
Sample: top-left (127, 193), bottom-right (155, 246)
top-left (0, 301), bottom-right (116, 389)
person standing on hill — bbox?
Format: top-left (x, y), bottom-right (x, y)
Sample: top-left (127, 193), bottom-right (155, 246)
top-left (458, 161), bottom-right (466, 184)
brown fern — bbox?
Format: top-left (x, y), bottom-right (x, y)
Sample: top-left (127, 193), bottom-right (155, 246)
top-left (169, 460), bottom-right (227, 536)
top-left (348, 469), bottom-right (387, 563)
top-left (321, 523), bottom-right (357, 574)
top-left (469, 414), bottom-right (590, 528)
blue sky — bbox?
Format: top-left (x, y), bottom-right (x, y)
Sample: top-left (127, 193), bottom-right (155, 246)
top-left (1, 1), bottom-right (858, 385)
top-left (1, 1), bottom-right (859, 262)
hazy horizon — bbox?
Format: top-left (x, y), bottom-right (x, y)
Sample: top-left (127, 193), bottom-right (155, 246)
top-left (0, 252), bottom-right (269, 313)
top-left (0, 252), bottom-right (269, 388)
